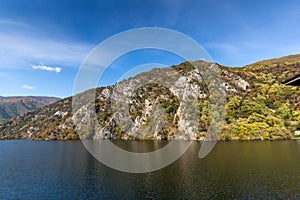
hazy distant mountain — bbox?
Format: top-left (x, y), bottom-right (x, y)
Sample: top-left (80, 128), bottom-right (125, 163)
top-left (0, 55), bottom-right (299, 140)
top-left (0, 96), bottom-right (60, 121)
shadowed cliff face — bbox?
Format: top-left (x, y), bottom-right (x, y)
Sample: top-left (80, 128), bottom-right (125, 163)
top-left (0, 55), bottom-right (300, 140)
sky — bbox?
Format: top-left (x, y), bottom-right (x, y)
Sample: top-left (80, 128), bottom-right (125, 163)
top-left (0, 0), bottom-right (300, 97)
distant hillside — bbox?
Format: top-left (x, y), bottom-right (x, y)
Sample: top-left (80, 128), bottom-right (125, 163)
top-left (243, 54), bottom-right (300, 82)
top-left (0, 96), bottom-right (60, 121)
top-left (0, 54), bottom-right (299, 140)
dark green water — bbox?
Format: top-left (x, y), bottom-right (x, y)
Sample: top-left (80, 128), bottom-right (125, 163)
top-left (0, 140), bottom-right (299, 199)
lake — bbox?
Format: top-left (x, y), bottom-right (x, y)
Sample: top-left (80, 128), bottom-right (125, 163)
top-left (0, 140), bottom-right (299, 199)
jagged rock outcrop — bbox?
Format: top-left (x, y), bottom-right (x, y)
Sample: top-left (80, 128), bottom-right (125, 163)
top-left (0, 55), bottom-right (300, 140)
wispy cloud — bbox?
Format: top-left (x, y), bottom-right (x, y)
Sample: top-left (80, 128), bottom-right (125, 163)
top-left (0, 19), bottom-right (93, 70)
top-left (32, 65), bottom-right (62, 73)
top-left (0, 19), bottom-right (29, 27)
top-left (203, 40), bottom-right (300, 67)
top-left (22, 84), bottom-right (35, 90)
top-left (0, 32), bottom-right (92, 69)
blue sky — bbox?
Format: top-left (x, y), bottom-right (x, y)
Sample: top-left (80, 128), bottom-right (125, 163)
top-left (0, 0), bottom-right (300, 97)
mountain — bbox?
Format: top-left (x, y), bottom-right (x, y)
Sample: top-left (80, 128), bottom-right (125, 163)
top-left (0, 96), bottom-right (60, 122)
top-left (0, 55), bottom-right (299, 140)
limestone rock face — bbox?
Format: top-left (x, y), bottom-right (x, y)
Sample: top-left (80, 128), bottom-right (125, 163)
top-left (1, 55), bottom-right (300, 141)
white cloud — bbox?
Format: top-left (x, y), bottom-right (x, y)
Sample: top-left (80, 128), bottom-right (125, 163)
top-left (32, 65), bottom-right (62, 73)
top-left (22, 84), bottom-right (35, 90)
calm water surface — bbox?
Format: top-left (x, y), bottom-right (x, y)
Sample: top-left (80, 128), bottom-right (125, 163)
top-left (0, 140), bottom-right (299, 199)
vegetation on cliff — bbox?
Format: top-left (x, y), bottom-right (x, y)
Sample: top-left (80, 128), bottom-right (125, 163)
top-left (0, 54), bottom-right (299, 140)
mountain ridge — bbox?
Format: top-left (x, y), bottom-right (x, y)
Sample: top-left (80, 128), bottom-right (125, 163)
top-left (0, 96), bottom-right (60, 122)
top-left (0, 54), bottom-right (299, 140)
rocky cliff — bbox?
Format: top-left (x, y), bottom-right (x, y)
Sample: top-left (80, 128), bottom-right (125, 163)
top-left (0, 55), bottom-right (299, 140)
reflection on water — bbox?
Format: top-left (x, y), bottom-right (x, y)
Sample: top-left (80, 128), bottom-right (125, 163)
top-left (0, 140), bottom-right (299, 199)
top-left (112, 140), bottom-right (170, 153)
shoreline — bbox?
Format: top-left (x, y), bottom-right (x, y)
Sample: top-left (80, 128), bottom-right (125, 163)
top-left (1, 137), bottom-right (300, 141)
